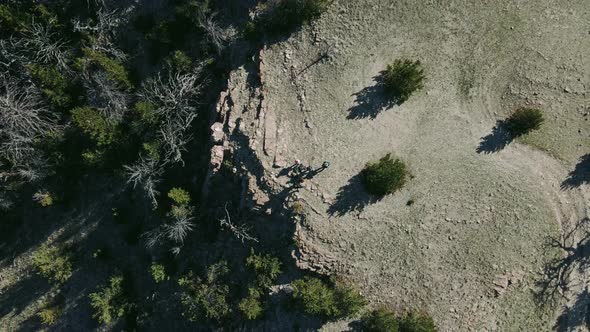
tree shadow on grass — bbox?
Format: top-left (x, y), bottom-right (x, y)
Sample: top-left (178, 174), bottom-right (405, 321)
top-left (536, 218), bottom-right (590, 306)
top-left (561, 154), bottom-right (590, 190)
top-left (347, 72), bottom-right (400, 120)
top-left (476, 120), bottom-right (515, 154)
top-left (554, 287), bottom-right (590, 332)
top-left (327, 174), bottom-right (380, 217)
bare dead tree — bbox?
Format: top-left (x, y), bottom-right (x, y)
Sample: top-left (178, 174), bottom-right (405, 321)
top-left (198, 12), bottom-right (235, 54)
top-left (124, 155), bottom-right (163, 207)
top-left (143, 205), bottom-right (195, 254)
top-left (0, 76), bottom-right (57, 167)
top-left (218, 203), bottom-right (258, 243)
top-left (163, 215), bottom-right (195, 244)
top-left (73, 7), bottom-right (129, 61)
top-left (22, 20), bottom-right (71, 71)
top-left (139, 68), bottom-right (205, 166)
top-left (82, 70), bottom-right (129, 124)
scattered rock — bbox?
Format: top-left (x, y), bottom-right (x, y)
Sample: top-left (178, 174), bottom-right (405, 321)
top-left (210, 122), bottom-right (224, 143)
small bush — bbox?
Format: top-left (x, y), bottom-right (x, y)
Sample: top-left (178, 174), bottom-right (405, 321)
top-left (399, 311), bottom-right (437, 332)
top-left (32, 244), bottom-right (73, 284)
top-left (333, 280), bottom-right (367, 317)
top-left (178, 261), bottom-right (231, 322)
top-left (505, 108), bottom-right (544, 136)
top-left (37, 304), bottom-right (63, 326)
top-left (291, 201), bottom-right (304, 215)
top-left (361, 308), bottom-right (399, 332)
top-left (168, 187), bottom-right (191, 206)
top-left (167, 50), bottom-right (192, 73)
top-left (71, 107), bottom-right (114, 147)
top-left (0, 5), bottom-right (25, 34)
top-left (238, 288), bottom-right (263, 320)
top-left (33, 192), bottom-right (54, 207)
top-left (89, 275), bottom-right (131, 325)
top-left (79, 48), bottom-right (132, 89)
top-left (291, 277), bottom-right (337, 317)
top-left (134, 101), bottom-right (159, 126)
top-left (246, 249), bottom-right (282, 289)
top-left (253, 0), bottom-right (329, 36)
top-left (150, 263), bottom-right (168, 283)
top-left (362, 154), bottom-right (408, 196)
top-left (383, 59), bottom-right (425, 104)
top-left (27, 64), bottom-right (73, 109)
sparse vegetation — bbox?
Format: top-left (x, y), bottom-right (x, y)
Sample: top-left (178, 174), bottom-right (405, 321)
top-left (360, 308), bottom-right (400, 332)
top-left (399, 311), bottom-right (437, 332)
top-left (290, 276), bottom-right (366, 318)
top-left (249, 0), bottom-right (330, 37)
top-left (150, 263), bottom-right (168, 283)
top-left (89, 275), bottom-right (132, 325)
top-left (362, 154), bottom-right (408, 196)
top-left (37, 302), bottom-right (63, 326)
top-left (360, 309), bottom-right (437, 332)
top-left (246, 249), bottom-right (282, 289)
top-left (178, 261), bottom-right (231, 322)
top-left (505, 107), bottom-right (544, 136)
top-left (238, 288), bottom-right (264, 320)
top-left (32, 244), bottom-right (73, 284)
top-left (383, 59), bottom-right (425, 103)
top-left (168, 187), bottom-right (191, 206)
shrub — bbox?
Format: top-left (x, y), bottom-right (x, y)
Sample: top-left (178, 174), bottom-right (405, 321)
top-left (246, 249), bottom-right (282, 289)
top-left (89, 275), bottom-right (131, 325)
top-left (360, 308), bottom-right (399, 332)
top-left (33, 192), bottom-right (54, 207)
top-left (362, 154), bottom-right (408, 196)
top-left (80, 48), bottom-right (132, 89)
top-left (333, 280), bottom-right (367, 317)
top-left (291, 200), bottom-right (304, 214)
top-left (505, 107), bottom-right (544, 136)
top-left (383, 59), bottom-right (425, 104)
top-left (167, 50), bottom-right (192, 73)
top-left (178, 261), bottom-right (231, 322)
top-left (254, 0), bottom-right (329, 36)
top-left (32, 244), bottom-right (73, 284)
top-left (37, 304), bottom-right (63, 326)
top-left (399, 311), bottom-right (437, 332)
top-left (71, 107), bottom-right (114, 147)
top-left (150, 263), bottom-right (168, 283)
top-left (27, 64), bottom-right (72, 109)
top-left (168, 187), bottom-right (191, 206)
top-left (0, 5), bottom-right (25, 34)
top-left (291, 276), bottom-right (337, 317)
top-left (134, 101), bottom-right (159, 125)
top-left (238, 288), bottom-right (263, 320)
top-left (142, 141), bottom-right (161, 161)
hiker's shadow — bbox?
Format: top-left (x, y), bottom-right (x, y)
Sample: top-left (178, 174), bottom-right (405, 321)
top-left (561, 154), bottom-right (590, 190)
top-left (347, 72), bottom-right (400, 120)
top-left (327, 174), bottom-right (380, 216)
top-left (477, 120), bottom-right (514, 154)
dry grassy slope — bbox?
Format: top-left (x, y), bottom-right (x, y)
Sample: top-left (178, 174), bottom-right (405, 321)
top-left (248, 0), bottom-right (590, 331)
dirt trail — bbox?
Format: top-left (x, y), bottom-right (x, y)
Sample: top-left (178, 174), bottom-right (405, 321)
top-left (217, 0), bottom-right (590, 330)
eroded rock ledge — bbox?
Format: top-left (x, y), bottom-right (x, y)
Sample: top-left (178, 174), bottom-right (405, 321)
top-left (202, 48), bottom-right (340, 275)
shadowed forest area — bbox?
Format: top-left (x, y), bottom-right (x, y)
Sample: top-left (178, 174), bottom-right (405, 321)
top-left (0, 0), bottom-right (388, 330)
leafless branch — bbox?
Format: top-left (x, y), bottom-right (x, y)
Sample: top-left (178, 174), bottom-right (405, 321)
top-left (124, 155), bottom-right (163, 207)
top-left (198, 12), bottom-right (235, 54)
top-left (0, 76), bottom-right (57, 168)
top-left (218, 203), bottom-right (258, 243)
top-left (73, 8), bottom-right (129, 61)
top-left (82, 70), bottom-right (129, 124)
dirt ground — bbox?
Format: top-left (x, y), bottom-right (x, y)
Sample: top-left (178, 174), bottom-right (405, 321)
top-left (233, 0), bottom-right (590, 330)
